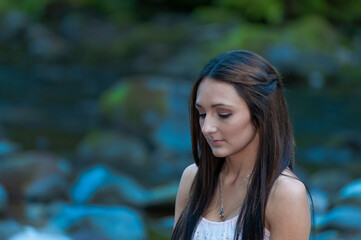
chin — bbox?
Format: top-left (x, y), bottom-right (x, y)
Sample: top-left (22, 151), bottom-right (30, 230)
top-left (211, 149), bottom-right (229, 158)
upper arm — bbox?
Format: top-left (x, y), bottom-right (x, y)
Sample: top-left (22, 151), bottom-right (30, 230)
top-left (173, 163), bottom-right (198, 228)
top-left (266, 176), bottom-right (311, 240)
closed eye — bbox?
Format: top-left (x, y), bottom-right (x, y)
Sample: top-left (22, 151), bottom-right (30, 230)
top-left (199, 113), bottom-right (231, 119)
top-left (219, 114), bottom-right (231, 119)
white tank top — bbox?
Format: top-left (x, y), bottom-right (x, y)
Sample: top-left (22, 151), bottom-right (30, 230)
top-left (193, 215), bottom-right (271, 240)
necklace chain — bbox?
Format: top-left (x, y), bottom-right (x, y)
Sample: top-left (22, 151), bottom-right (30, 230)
top-left (219, 173), bottom-right (251, 219)
top-left (219, 175), bottom-right (224, 218)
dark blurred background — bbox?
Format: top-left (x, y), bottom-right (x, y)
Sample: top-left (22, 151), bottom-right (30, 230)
top-left (0, 0), bottom-right (360, 239)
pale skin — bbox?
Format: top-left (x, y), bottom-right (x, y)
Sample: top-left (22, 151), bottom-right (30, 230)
top-left (174, 78), bottom-right (311, 239)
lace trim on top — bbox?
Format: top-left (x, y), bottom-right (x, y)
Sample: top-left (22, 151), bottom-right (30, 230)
top-left (193, 216), bottom-right (270, 240)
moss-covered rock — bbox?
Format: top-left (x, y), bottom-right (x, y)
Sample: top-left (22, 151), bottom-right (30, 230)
top-left (99, 76), bottom-right (168, 131)
top-left (76, 130), bottom-right (149, 173)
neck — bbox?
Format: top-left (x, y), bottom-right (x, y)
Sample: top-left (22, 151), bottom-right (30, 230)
top-left (222, 133), bottom-right (259, 183)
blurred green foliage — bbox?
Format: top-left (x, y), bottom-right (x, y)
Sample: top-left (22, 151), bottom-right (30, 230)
top-left (0, 0), bottom-right (52, 17)
top-left (1, 0), bottom-right (360, 26)
top-left (283, 15), bottom-right (340, 52)
top-left (1, 0), bottom-right (359, 73)
top-left (0, 0), bottom-right (136, 22)
top-left (200, 14), bottom-right (341, 62)
top-left (214, 0), bottom-right (284, 24)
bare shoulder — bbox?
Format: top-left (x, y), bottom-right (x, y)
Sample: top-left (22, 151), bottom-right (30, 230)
top-left (178, 163), bottom-right (198, 192)
top-left (173, 163), bottom-right (198, 228)
top-left (265, 168), bottom-right (311, 239)
top-left (182, 163), bottom-right (198, 179)
top-left (269, 169), bottom-right (308, 202)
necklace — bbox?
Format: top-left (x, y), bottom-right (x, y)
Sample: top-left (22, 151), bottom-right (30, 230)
top-left (219, 173), bottom-right (251, 219)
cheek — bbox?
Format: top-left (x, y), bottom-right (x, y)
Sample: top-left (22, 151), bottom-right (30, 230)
top-left (199, 119), bottom-right (205, 133)
top-left (227, 117), bottom-right (255, 142)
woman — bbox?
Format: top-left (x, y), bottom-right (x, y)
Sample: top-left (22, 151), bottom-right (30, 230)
top-left (172, 50), bottom-right (312, 240)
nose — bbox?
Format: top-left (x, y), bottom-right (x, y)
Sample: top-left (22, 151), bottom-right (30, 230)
top-left (201, 116), bottom-right (217, 136)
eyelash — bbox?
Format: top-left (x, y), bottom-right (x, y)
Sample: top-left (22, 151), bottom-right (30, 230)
top-left (199, 114), bottom-right (231, 119)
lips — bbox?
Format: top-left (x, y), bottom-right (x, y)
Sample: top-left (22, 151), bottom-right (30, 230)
top-left (205, 135), bottom-right (223, 145)
top-left (210, 140), bottom-right (223, 145)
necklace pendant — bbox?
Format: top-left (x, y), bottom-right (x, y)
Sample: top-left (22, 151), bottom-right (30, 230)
top-left (219, 208), bottom-right (224, 218)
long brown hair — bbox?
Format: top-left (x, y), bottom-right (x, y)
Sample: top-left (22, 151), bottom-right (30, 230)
top-left (172, 50), bottom-right (310, 240)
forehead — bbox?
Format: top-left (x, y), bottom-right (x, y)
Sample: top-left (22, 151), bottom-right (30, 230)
top-left (196, 78), bottom-right (243, 106)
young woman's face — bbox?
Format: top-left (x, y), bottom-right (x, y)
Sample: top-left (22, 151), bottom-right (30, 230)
top-left (195, 77), bottom-right (257, 158)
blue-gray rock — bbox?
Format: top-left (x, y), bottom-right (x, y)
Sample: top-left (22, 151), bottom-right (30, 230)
top-left (0, 151), bottom-right (71, 203)
top-left (158, 216), bottom-right (175, 229)
top-left (151, 78), bottom-right (191, 154)
top-left (345, 232), bottom-right (361, 240)
top-left (69, 230), bottom-right (110, 240)
top-left (149, 150), bottom-right (192, 184)
top-left (308, 71), bottom-right (325, 89)
top-left (315, 206), bottom-right (361, 230)
top-left (154, 116), bottom-right (191, 155)
top-left (298, 147), bottom-right (353, 165)
top-left (8, 226), bottom-right (71, 240)
top-left (26, 24), bottom-right (70, 58)
top-left (315, 230), bottom-right (339, 240)
top-left (265, 45), bottom-right (298, 72)
top-left (340, 178), bottom-right (361, 200)
top-left (309, 169), bottom-right (352, 194)
top-left (0, 11), bottom-right (28, 41)
top-left (0, 184), bottom-right (8, 214)
top-left (110, 172), bottom-right (179, 206)
top-left (25, 175), bottom-right (69, 202)
top-left (266, 45), bottom-right (339, 82)
top-left (98, 76), bottom-right (192, 155)
top-left (48, 204), bottom-right (146, 240)
top-left (158, 46), bottom-right (204, 78)
top-left (71, 165), bottom-right (112, 204)
top-left (0, 220), bottom-right (23, 240)
top-left (0, 140), bottom-right (21, 156)
top-left (24, 204), bottom-right (47, 225)
top-left (72, 165), bottom-right (178, 206)
top-left (76, 131), bottom-right (148, 172)
top-left (59, 13), bottom-right (87, 41)
top-left (310, 188), bottom-right (329, 214)
top-left (60, 13), bottom-right (117, 45)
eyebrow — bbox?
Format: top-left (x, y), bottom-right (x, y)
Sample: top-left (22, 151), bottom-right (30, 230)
top-left (195, 103), bottom-right (233, 108)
